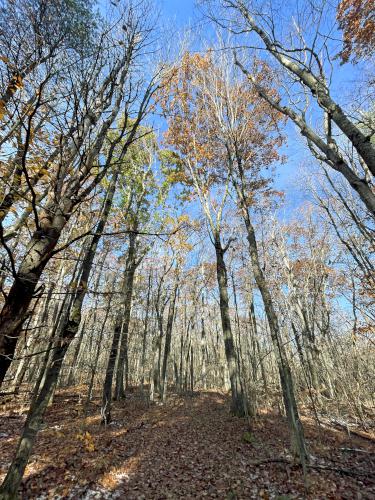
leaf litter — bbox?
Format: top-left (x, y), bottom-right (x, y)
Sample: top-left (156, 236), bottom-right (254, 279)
top-left (0, 389), bottom-right (374, 499)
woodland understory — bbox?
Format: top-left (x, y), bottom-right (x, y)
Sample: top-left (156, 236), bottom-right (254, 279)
top-left (0, 0), bottom-right (374, 498)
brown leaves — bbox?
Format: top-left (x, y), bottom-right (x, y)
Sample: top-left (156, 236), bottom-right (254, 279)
top-left (76, 430), bottom-right (96, 452)
top-left (337, 0), bottom-right (375, 62)
top-left (158, 50), bottom-right (285, 199)
top-left (2, 389), bottom-right (375, 498)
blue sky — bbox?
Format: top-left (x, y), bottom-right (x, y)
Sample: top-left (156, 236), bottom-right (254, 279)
top-left (156, 1), bottom-right (304, 213)
top-left (138, 0), bottom-right (369, 223)
top-left (155, 0), bottom-right (364, 217)
top-left (160, 0), bottom-right (196, 24)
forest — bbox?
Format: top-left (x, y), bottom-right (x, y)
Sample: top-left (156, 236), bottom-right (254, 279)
top-left (0, 0), bottom-right (374, 498)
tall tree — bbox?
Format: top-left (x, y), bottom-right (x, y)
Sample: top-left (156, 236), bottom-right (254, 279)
top-left (0, 165), bottom-right (118, 498)
top-left (159, 53), bottom-right (247, 416)
top-left (160, 49), bottom-right (308, 462)
top-left (0, 0), bottom-right (160, 386)
top-left (204, 0), bottom-right (375, 216)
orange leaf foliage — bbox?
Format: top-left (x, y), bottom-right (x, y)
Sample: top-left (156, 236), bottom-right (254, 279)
top-left (158, 51), bottom-right (285, 193)
top-left (337, 0), bottom-right (375, 62)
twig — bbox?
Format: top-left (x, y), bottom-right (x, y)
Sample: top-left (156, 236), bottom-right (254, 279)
top-left (309, 464), bottom-right (375, 481)
top-left (340, 447), bottom-right (374, 454)
top-left (249, 458), bottom-right (375, 482)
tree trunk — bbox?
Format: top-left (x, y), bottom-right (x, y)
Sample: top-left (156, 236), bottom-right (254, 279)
top-left (65, 318), bottom-right (86, 387)
top-left (114, 232), bottom-right (138, 400)
top-left (101, 314), bottom-right (123, 424)
top-left (242, 207), bottom-right (308, 466)
top-left (228, 157), bottom-right (309, 465)
top-left (149, 332), bottom-right (161, 403)
top-left (160, 281), bottom-right (178, 402)
top-left (200, 294), bottom-right (207, 391)
top-left (190, 345), bottom-right (194, 394)
top-left (214, 233), bottom-right (245, 416)
top-left (86, 290), bottom-right (113, 403)
top-left (0, 174), bottom-right (117, 498)
top-left (0, 221), bottom-right (65, 386)
top-left (0, 340), bottom-right (70, 499)
top-left (140, 272), bottom-right (152, 391)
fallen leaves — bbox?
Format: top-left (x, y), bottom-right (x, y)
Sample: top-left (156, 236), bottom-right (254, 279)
top-left (76, 431), bottom-right (96, 453)
top-left (1, 389), bottom-right (374, 499)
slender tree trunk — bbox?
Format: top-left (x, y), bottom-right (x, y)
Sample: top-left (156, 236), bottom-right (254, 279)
top-left (25, 262), bottom-right (68, 384)
top-left (140, 272), bottom-right (152, 391)
top-left (65, 318), bottom-right (86, 387)
top-left (10, 299), bottom-right (44, 394)
top-left (214, 233), bottom-right (245, 416)
top-left (173, 357), bottom-right (179, 389)
top-left (115, 232), bottom-right (138, 400)
top-left (102, 315), bottom-right (123, 424)
top-left (248, 291), bottom-right (268, 394)
top-left (156, 326), bottom-right (163, 393)
top-left (241, 206), bottom-right (308, 466)
top-left (184, 340), bottom-right (191, 393)
top-left (200, 294), bottom-right (207, 391)
top-left (160, 281), bottom-right (178, 402)
top-left (86, 287), bottom-right (113, 403)
top-left (66, 253), bottom-right (109, 389)
top-left (32, 277), bottom-right (75, 400)
top-left (232, 272), bottom-right (253, 417)
top-left (0, 340), bottom-right (70, 498)
top-left (190, 345), bottom-right (194, 394)
top-left (149, 332), bottom-right (161, 403)
top-left (229, 159), bottom-right (308, 464)
top-left (179, 318), bottom-right (187, 394)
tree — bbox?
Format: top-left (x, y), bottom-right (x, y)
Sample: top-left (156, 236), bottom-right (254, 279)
top-left (101, 127), bottom-right (169, 422)
top-left (0, 162), bottom-right (117, 499)
top-left (204, 0), bottom-right (375, 216)
top-left (0, 0), bottom-right (160, 386)
top-left (160, 51), bottom-right (253, 417)
top-left (0, 0), bottom-right (97, 115)
top-left (337, 0), bottom-right (375, 62)
top-left (160, 48), bottom-right (308, 462)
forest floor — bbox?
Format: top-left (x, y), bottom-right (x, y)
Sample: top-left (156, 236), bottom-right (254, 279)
top-left (0, 389), bottom-right (375, 499)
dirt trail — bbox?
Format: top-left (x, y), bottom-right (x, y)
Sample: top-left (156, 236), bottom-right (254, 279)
top-left (1, 390), bottom-right (374, 498)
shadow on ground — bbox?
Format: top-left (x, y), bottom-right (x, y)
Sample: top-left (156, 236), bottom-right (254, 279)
top-left (1, 389), bottom-right (374, 499)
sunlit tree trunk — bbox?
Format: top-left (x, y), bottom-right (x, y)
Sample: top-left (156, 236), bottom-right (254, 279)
top-left (115, 232), bottom-right (138, 400)
top-left (160, 280), bottom-right (178, 402)
top-left (232, 170), bottom-right (309, 466)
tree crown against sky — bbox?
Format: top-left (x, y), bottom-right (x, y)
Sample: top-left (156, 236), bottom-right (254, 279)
top-left (0, 1), bottom-right (374, 497)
